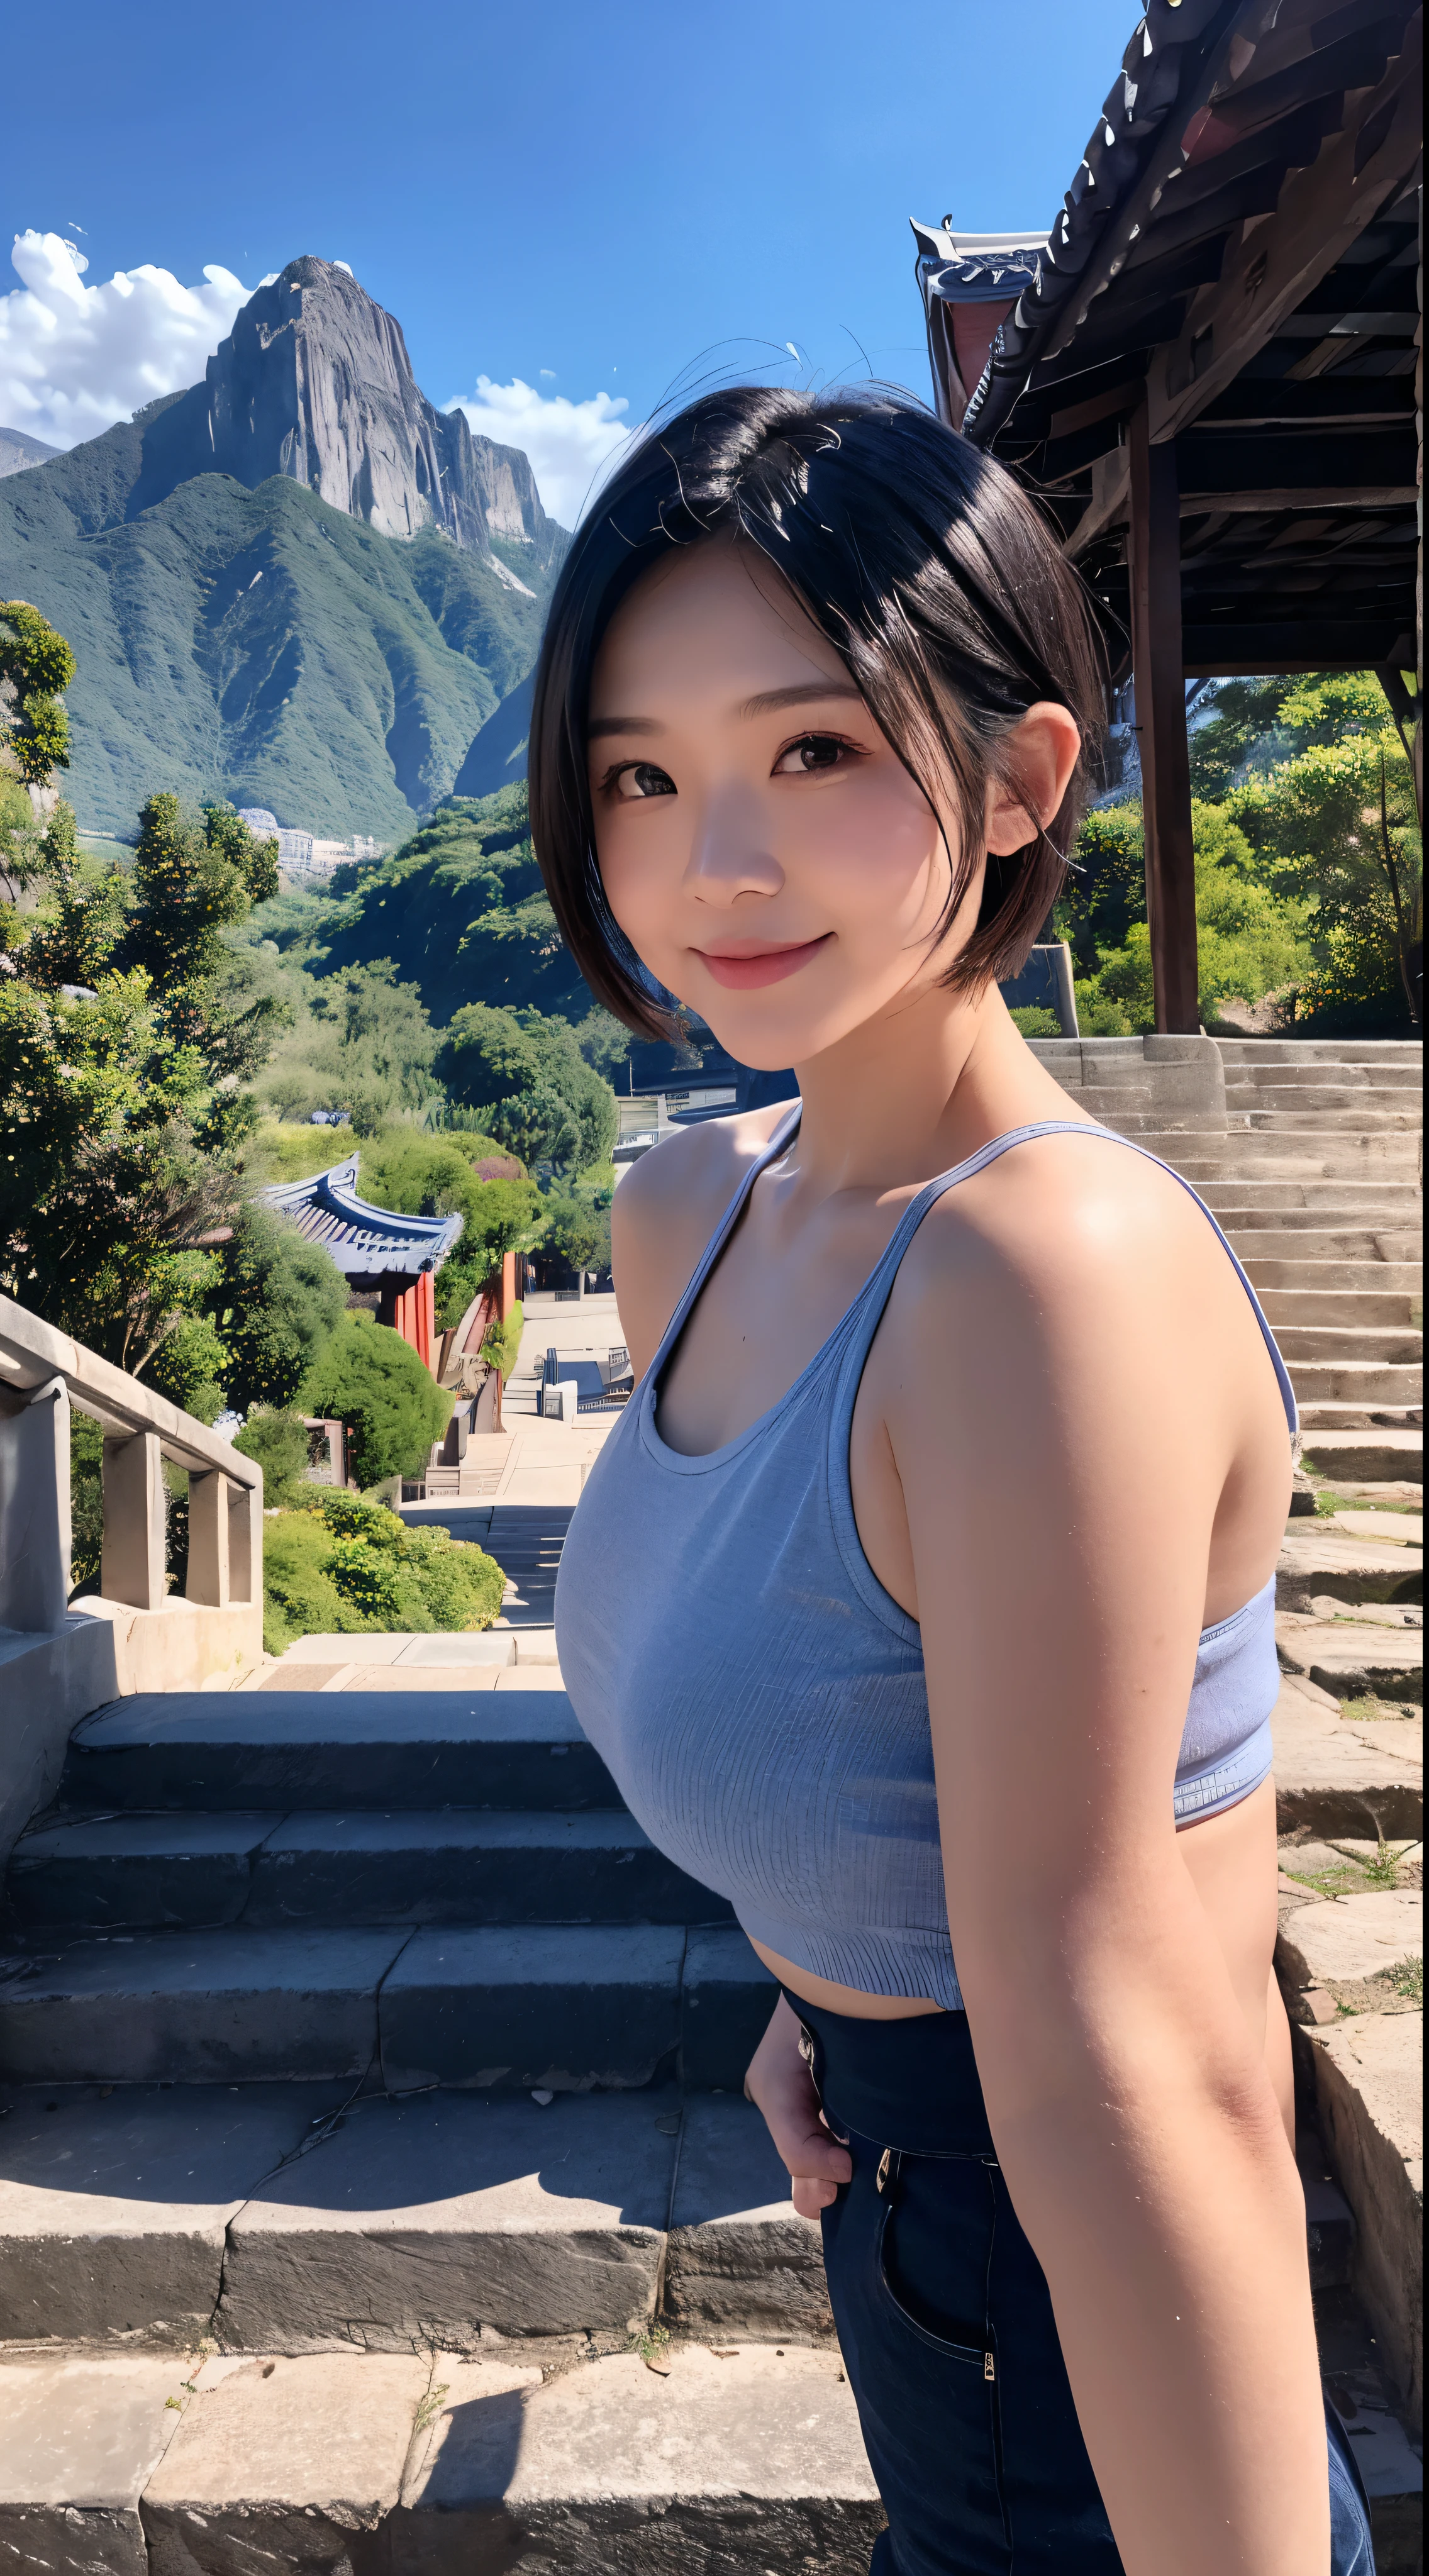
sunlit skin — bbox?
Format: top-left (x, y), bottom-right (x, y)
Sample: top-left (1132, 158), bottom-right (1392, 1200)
top-left (587, 541), bottom-right (1326, 2575)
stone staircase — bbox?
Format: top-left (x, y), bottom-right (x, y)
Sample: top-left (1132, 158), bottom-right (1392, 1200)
top-left (0, 1040), bottom-right (1421, 2571)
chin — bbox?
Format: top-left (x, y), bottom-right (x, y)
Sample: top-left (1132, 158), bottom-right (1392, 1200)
top-left (680, 991), bottom-right (839, 1072)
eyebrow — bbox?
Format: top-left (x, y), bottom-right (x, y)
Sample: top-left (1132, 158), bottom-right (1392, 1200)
top-left (587, 679), bottom-right (864, 742)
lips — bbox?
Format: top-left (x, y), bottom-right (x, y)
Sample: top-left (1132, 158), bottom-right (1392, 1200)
top-left (693, 935), bottom-right (831, 991)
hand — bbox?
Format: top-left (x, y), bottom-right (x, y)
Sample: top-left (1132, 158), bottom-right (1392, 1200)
top-left (745, 1993), bottom-right (853, 2219)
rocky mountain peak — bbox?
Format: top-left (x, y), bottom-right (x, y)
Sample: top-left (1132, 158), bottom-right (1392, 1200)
top-left (132, 257), bottom-right (559, 557)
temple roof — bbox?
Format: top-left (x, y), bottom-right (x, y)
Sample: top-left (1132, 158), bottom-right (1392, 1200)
top-left (257, 1155), bottom-right (464, 1280)
top-left (913, 0), bottom-right (1420, 676)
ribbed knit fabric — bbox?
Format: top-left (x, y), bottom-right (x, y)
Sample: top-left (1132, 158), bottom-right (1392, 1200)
top-left (555, 1115), bottom-right (1297, 2011)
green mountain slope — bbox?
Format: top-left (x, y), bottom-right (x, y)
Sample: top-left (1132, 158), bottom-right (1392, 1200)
top-left (278, 782), bottom-right (593, 1023)
top-left (0, 435), bottom-right (559, 840)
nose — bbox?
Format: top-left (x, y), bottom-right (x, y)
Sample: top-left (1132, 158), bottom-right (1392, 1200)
top-left (682, 780), bottom-right (784, 906)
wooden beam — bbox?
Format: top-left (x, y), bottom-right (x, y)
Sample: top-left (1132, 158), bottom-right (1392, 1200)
top-left (1146, 18), bottom-right (1423, 445)
top-left (1179, 484), bottom-right (1417, 513)
top-left (1127, 403), bottom-right (1199, 1036)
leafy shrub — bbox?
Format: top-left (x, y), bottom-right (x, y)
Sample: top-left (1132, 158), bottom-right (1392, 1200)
top-left (261, 1510), bottom-right (350, 1652)
top-left (1008, 1006), bottom-right (1060, 1038)
top-left (301, 1309), bottom-right (450, 1484)
top-left (479, 1298), bottom-right (523, 1384)
top-left (260, 1485), bottom-right (505, 1652)
top-left (233, 1406), bottom-right (311, 1507)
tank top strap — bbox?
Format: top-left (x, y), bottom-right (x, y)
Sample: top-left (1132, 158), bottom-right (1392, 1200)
top-left (645, 1101), bottom-right (804, 1385)
top-left (830, 1118), bottom-right (1297, 1438)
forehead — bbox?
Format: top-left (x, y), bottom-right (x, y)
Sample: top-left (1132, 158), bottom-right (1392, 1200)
top-left (589, 540), bottom-right (849, 711)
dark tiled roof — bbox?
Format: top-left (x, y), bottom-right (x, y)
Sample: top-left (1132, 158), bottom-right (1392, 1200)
top-left (257, 1155), bottom-right (463, 1280)
top-left (916, 0), bottom-right (1420, 673)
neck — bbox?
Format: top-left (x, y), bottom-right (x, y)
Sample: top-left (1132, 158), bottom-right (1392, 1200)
top-left (784, 977), bottom-right (1040, 1199)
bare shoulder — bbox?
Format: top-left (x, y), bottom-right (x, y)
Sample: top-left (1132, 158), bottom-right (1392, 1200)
top-left (888, 1127), bottom-right (1245, 1396)
top-left (611, 1104), bottom-right (791, 1372)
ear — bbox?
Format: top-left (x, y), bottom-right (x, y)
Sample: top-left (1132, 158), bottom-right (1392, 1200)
top-left (984, 704), bottom-right (1082, 855)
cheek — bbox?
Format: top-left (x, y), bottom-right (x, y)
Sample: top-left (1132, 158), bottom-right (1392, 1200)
top-left (797, 774), bottom-right (949, 923)
top-left (591, 806), bottom-right (686, 947)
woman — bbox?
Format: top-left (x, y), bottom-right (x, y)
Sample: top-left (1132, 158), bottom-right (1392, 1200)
top-left (541, 388), bottom-right (1372, 2573)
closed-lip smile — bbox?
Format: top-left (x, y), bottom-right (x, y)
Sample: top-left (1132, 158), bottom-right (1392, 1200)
top-left (692, 934), bottom-right (831, 990)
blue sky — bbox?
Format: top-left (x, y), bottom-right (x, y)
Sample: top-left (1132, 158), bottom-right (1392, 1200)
top-left (3, 0), bottom-right (1135, 518)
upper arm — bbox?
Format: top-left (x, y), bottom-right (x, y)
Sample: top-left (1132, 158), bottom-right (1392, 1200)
top-left (883, 1145), bottom-right (1269, 2024)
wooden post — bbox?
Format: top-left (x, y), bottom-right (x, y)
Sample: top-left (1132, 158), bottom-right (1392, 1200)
top-left (1126, 402), bottom-right (1199, 1034)
top-left (186, 1468), bottom-right (231, 1607)
top-left (101, 1430), bottom-right (166, 1609)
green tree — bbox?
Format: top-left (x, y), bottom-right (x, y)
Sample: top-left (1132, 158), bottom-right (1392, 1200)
top-left (0, 599), bottom-right (75, 787)
top-left (209, 1205), bottom-right (350, 1411)
top-left (537, 1194), bottom-right (612, 1277)
top-left (233, 1406), bottom-right (313, 1507)
top-left (257, 958), bottom-right (441, 1131)
top-left (0, 702), bottom-right (290, 1413)
top-left (301, 1309), bottom-right (451, 1484)
top-left (437, 1002), bottom-right (617, 1175)
top-left (1224, 675), bottom-right (1420, 1029)
top-left (1068, 799), bottom-right (1315, 1035)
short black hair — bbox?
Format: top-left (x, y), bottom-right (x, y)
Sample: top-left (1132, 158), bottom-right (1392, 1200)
top-left (528, 384), bottom-right (1104, 1038)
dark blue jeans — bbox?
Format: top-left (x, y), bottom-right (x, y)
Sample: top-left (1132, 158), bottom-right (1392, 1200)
top-left (791, 1996), bottom-right (1375, 2575)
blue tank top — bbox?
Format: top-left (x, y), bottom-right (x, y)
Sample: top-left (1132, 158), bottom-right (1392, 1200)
top-left (555, 1116), bottom-right (1296, 2011)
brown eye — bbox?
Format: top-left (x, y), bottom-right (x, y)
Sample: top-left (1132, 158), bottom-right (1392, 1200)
top-left (613, 762), bottom-right (676, 800)
top-left (773, 734), bottom-right (849, 775)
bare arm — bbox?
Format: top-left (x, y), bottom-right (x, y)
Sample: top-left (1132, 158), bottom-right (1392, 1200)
top-left (887, 1141), bottom-right (1321, 2576)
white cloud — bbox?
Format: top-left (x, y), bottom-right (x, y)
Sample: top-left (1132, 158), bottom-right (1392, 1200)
top-left (0, 231), bottom-right (250, 448)
top-left (447, 376), bottom-right (630, 528)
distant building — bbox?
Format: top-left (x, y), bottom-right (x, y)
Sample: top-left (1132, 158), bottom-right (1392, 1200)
top-left (235, 813), bottom-right (386, 879)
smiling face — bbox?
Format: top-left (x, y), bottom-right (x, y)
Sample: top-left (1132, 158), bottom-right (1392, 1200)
top-left (586, 541), bottom-right (977, 1071)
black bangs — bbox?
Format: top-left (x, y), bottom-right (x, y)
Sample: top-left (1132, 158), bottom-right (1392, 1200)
top-left (528, 386), bottom-right (1106, 1037)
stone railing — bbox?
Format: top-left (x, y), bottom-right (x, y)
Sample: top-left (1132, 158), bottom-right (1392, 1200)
top-left (0, 1291), bottom-right (262, 1631)
top-left (0, 1293), bottom-right (266, 1865)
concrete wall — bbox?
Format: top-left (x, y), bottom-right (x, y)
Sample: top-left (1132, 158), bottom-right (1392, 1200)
top-left (0, 1597), bottom-right (261, 1873)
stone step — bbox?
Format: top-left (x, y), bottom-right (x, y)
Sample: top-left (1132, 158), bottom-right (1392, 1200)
top-left (3, 2229), bottom-right (1418, 2576)
top-left (1228, 1228), bottom-right (1422, 1262)
top-left (1225, 1061), bottom-right (1421, 1092)
top-left (1235, 1107), bottom-right (1422, 1133)
top-left (1225, 1077), bottom-right (1423, 1104)
top-left (1246, 1262), bottom-right (1423, 1299)
top-left (1285, 1363), bottom-right (1423, 1407)
top-left (1275, 1326), bottom-right (1423, 1365)
top-left (7, 1809), bottom-right (733, 1935)
top-left (1261, 1290), bottom-right (1422, 1329)
top-left (0, 1923), bottom-right (776, 2092)
top-left (1278, 1614), bottom-right (1423, 1706)
top-left (0, 2342), bottom-right (883, 2576)
top-left (1272, 1672), bottom-right (1421, 1841)
top-left (1165, 1143), bottom-right (1425, 1179)
top-left (0, 2081), bottom-right (826, 2353)
top-left (1199, 1182), bottom-right (1422, 1213)
top-left (58, 1692), bottom-right (621, 1813)
top-left (1277, 1530), bottom-right (1421, 1612)
top-left (1301, 1430), bottom-right (1423, 1484)
top-left (1298, 2012), bottom-right (1423, 2445)
top-left (1215, 1040), bottom-right (1423, 1065)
